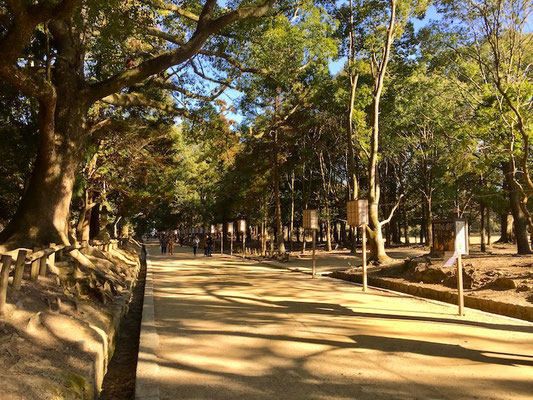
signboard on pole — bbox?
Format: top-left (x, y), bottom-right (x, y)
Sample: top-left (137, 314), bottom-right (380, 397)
top-left (347, 199), bottom-right (368, 227)
top-left (455, 218), bottom-right (468, 255)
top-left (432, 219), bottom-right (469, 257)
top-left (303, 209), bottom-right (318, 230)
top-left (227, 223), bottom-right (233, 234)
top-left (238, 219), bottom-right (246, 233)
top-left (217, 223), bottom-right (223, 233)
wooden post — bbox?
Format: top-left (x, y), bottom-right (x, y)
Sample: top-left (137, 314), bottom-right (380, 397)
top-left (362, 224), bottom-right (368, 292)
top-left (0, 255), bottom-right (13, 315)
top-left (312, 229), bottom-right (316, 278)
top-left (48, 243), bottom-right (56, 274)
top-left (12, 250), bottom-right (28, 290)
top-left (30, 248), bottom-right (40, 282)
top-left (457, 253), bottom-right (464, 316)
top-left (39, 254), bottom-right (47, 277)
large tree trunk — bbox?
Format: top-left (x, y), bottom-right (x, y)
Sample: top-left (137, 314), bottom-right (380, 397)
top-left (497, 213), bottom-right (513, 243)
top-left (76, 205), bottom-right (92, 243)
top-left (89, 203), bottom-right (100, 240)
top-left (366, 1), bottom-right (397, 264)
top-left (0, 96), bottom-right (87, 249)
top-left (502, 161), bottom-right (531, 254)
top-left (289, 170), bottom-right (295, 253)
top-left (273, 153), bottom-right (285, 255)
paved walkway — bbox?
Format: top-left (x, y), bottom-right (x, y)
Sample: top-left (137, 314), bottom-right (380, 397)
top-left (137, 244), bottom-right (533, 400)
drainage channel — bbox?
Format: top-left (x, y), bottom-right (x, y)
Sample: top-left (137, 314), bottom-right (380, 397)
top-left (99, 253), bottom-right (147, 400)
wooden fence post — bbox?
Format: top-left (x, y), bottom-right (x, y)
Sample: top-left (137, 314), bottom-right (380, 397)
top-left (30, 259), bottom-right (40, 282)
top-left (39, 254), bottom-right (47, 277)
top-left (48, 243), bottom-right (56, 275)
top-left (0, 255), bottom-right (13, 315)
top-left (12, 250), bottom-right (28, 290)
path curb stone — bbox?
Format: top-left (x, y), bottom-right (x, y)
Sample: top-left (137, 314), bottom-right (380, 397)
top-left (329, 271), bottom-right (533, 322)
top-left (135, 251), bottom-right (160, 400)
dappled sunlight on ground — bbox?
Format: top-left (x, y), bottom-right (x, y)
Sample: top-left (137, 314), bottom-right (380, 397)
top-left (145, 244), bottom-right (533, 399)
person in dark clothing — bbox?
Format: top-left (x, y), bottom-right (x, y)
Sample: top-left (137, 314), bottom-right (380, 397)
top-left (161, 235), bottom-right (169, 254)
top-left (206, 235), bottom-right (213, 257)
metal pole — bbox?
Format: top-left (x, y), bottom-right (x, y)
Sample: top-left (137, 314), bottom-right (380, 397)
top-left (230, 232), bottom-right (233, 256)
top-left (457, 252), bottom-right (464, 316)
top-left (312, 229), bottom-right (316, 278)
top-left (221, 232), bottom-right (223, 255)
top-left (362, 224), bottom-right (367, 292)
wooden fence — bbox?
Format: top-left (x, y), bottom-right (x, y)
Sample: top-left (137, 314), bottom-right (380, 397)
top-left (0, 239), bottom-right (121, 315)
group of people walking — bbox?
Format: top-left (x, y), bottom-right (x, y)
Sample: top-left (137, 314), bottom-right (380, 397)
top-left (158, 232), bottom-right (214, 257)
top-left (192, 234), bottom-right (213, 257)
top-left (158, 232), bottom-right (185, 255)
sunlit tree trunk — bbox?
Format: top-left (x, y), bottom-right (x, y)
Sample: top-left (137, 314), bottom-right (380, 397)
top-left (502, 160), bottom-right (531, 254)
top-left (273, 130), bottom-right (285, 255)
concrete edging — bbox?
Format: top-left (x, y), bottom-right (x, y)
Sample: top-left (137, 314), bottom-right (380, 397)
top-left (135, 250), bottom-right (160, 400)
top-left (329, 271), bottom-right (533, 323)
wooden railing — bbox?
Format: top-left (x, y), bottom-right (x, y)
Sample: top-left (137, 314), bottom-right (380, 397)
top-left (0, 239), bottom-right (121, 315)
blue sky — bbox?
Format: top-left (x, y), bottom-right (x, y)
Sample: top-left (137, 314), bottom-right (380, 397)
top-left (220, 4), bottom-right (442, 125)
top-left (328, 5), bottom-right (441, 75)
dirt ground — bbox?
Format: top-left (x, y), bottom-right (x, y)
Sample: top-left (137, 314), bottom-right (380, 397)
top-left (237, 238), bottom-right (533, 310)
top-left (346, 242), bottom-right (533, 309)
top-left (0, 242), bottom-right (141, 400)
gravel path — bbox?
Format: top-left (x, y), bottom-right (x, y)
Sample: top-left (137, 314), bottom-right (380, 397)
top-left (140, 244), bottom-right (533, 400)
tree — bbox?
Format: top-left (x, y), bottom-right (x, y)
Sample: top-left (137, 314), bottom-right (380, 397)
top-left (0, 0), bottom-right (278, 250)
top-left (357, 0), bottom-right (428, 262)
top-left (440, 0), bottom-right (533, 253)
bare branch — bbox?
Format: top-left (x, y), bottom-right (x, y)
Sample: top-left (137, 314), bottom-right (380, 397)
top-left (379, 194), bottom-right (404, 227)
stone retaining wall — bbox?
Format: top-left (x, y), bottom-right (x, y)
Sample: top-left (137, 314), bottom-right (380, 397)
top-left (329, 271), bottom-right (533, 323)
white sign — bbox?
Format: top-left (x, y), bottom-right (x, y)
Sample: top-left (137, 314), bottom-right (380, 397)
top-left (455, 219), bottom-right (468, 255)
top-left (443, 251), bottom-right (457, 267)
top-left (238, 219), bottom-right (246, 232)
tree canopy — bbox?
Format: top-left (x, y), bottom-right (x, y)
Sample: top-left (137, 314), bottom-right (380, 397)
top-left (0, 0), bottom-right (532, 259)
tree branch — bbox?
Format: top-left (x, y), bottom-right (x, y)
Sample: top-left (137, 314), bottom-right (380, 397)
top-left (379, 194), bottom-right (404, 227)
top-left (88, 0), bottom-right (276, 104)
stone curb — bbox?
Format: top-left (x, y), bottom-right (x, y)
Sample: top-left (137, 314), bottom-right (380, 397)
top-left (329, 271), bottom-right (533, 323)
top-left (135, 250), bottom-right (160, 400)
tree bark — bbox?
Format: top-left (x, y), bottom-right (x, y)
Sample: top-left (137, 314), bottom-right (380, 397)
top-left (480, 202), bottom-right (486, 252)
top-left (273, 130), bottom-right (285, 255)
top-left (366, 0), bottom-right (397, 263)
top-left (402, 206), bottom-right (409, 245)
top-left (0, 94), bottom-right (87, 249)
top-left (289, 170), bottom-right (295, 252)
top-left (424, 195), bottom-right (433, 247)
top-left (498, 213), bottom-right (514, 243)
top-left (486, 207), bottom-right (491, 246)
top-left (89, 204), bottom-right (100, 240)
top-left (502, 161), bottom-right (531, 254)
